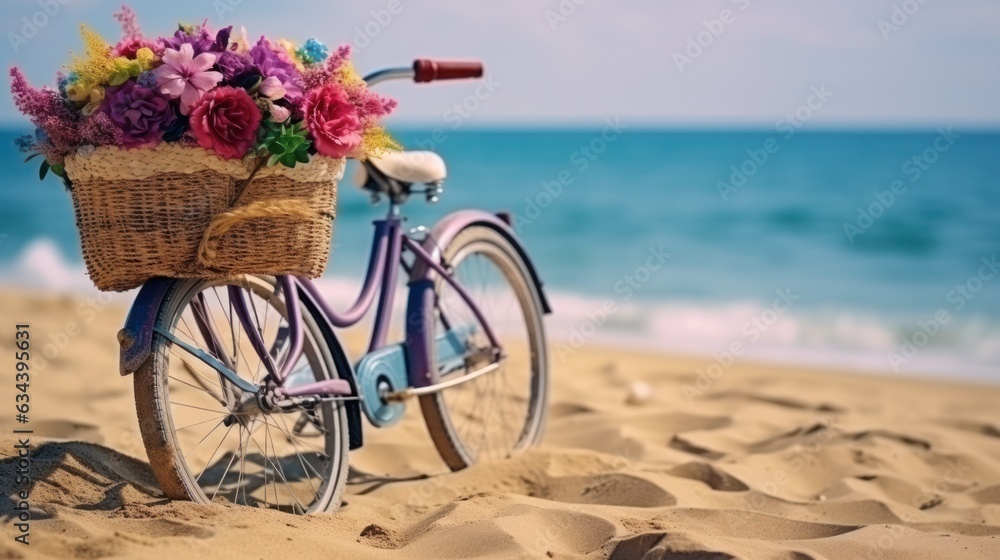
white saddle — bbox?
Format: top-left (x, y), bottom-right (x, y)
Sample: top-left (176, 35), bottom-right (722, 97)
top-left (354, 150), bottom-right (448, 187)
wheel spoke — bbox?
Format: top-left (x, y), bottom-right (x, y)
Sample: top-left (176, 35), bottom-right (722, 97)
top-left (168, 373), bottom-right (225, 406)
top-left (209, 433), bottom-right (242, 502)
top-left (275, 413), bottom-right (321, 496)
top-left (256, 421), bottom-right (306, 512)
top-left (176, 415), bottom-right (226, 432)
top-left (173, 401), bottom-right (230, 415)
top-left (184, 419), bottom-right (226, 460)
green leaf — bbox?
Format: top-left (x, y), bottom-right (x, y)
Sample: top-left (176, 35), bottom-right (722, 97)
top-left (107, 69), bottom-right (131, 86)
top-left (51, 164), bottom-right (65, 177)
top-left (24, 153), bottom-right (41, 163)
top-left (39, 161), bottom-right (50, 181)
top-left (261, 119), bottom-right (312, 168)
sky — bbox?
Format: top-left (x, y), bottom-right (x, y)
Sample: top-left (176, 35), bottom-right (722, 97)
top-left (2, 0), bottom-right (999, 128)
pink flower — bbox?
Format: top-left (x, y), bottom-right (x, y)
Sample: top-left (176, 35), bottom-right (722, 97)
top-left (258, 76), bottom-right (286, 100)
top-left (113, 38), bottom-right (163, 59)
top-left (80, 112), bottom-right (125, 147)
top-left (302, 84), bottom-right (362, 158)
top-left (9, 68), bottom-right (80, 162)
top-left (154, 43), bottom-right (223, 115)
top-left (347, 82), bottom-right (397, 124)
top-left (189, 86), bottom-right (262, 160)
top-left (268, 103), bottom-right (291, 123)
top-left (303, 44), bottom-right (351, 90)
top-left (113, 5), bottom-right (143, 41)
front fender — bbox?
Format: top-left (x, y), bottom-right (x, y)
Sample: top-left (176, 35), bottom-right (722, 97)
top-left (404, 210), bottom-right (551, 388)
top-left (118, 277), bottom-right (176, 375)
top-left (410, 210), bottom-right (551, 314)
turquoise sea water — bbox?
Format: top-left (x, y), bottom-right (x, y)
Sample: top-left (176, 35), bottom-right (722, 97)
top-left (1, 128), bottom-right (998, 381)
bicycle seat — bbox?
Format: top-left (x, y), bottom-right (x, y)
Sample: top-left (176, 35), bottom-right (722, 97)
top-left (356, 151), bottom-right (447, 187)
top-left (355, 150), bottom-right (448, 203)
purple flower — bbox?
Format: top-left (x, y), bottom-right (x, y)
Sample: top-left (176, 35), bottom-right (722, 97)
top-left (216, 50), bottom-right (255, 83)
top-left (162, 111), bottom-right (189, 143)
top-left (163, 25), bottom-right (232, 56)
top-left (137, 71), bottom-right (158, 89)
top-left (249, 37), bottom-right (305, 107)
top-left (9, 68), bottom-right (81, 162)
top-left (100, 81), bottom-right (177, 148)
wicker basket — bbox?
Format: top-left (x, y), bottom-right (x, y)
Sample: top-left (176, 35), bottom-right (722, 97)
top-left (63, 144), bottom-right (345, 292)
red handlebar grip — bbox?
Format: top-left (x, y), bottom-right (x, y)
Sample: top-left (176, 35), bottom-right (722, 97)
top-left (413, 59), bottom-right (484, 83)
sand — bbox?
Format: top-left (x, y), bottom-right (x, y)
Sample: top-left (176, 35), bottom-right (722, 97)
top-left (1, 288), bottom-right (999, 559)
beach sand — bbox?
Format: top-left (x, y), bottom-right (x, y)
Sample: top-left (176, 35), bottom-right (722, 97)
top-left (1, 288), bottom-right (998, 559)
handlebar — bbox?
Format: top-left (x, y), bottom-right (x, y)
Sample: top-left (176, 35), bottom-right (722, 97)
top-left (362, 59), bottom-right (484, 87)
top-left (413, 59), bottom-right (483, 82)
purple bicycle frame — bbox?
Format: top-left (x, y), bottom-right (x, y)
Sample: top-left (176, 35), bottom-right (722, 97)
top-left (226, 212), bottom-right (501, 398)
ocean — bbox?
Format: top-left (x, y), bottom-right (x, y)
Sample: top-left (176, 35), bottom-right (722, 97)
top-left (1, 128), bottom-right (998, 382)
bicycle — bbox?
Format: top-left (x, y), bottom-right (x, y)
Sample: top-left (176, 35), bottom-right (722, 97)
top-left (116, 59), bottom-right (552, 515)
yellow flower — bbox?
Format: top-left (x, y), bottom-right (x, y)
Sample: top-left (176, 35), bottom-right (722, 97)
top-left (70, 84), bottom-right (104, 115)
top-left (67, 25), bottom-right (114, 86)
top-left (134, 47), bottom-right (158, 70)
top-left (360, 125), bottom-right (401, 158)
top-left (278, 38), bottom-right (306, 72)
top-left (88, 85), bottom-right (105, 104)
top-left (337, 62), bottom-right (364, 87)
top-left (65, 81), bottom-right (92, 102)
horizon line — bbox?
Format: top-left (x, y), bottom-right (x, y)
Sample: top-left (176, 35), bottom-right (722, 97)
top-left (0, 122), bottom-right (998, 134)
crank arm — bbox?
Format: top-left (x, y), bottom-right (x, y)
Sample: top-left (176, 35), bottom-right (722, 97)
top-left (154, 326), bottom-right (259, 394)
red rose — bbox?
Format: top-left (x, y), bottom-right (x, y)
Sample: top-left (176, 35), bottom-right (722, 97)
top-left (189, 86), bottom-right (262, 160)
top-left (302, 84), bottom-right (362, 158)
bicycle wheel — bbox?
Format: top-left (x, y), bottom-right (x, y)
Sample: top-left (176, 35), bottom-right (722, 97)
top-left (133, 275), bottom-right (349, 514)
top-left (419, 225), bottom-right (548, 470)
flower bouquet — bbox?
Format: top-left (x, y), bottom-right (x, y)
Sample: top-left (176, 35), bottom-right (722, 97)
top-left (10, 6), bottom-right (397, 291)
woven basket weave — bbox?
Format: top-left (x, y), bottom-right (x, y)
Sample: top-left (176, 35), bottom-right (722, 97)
top-left (64, 144), bottom-right (345, 292)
